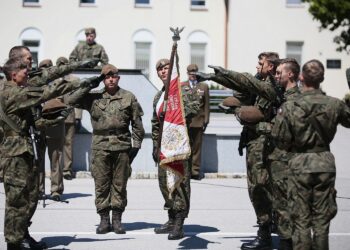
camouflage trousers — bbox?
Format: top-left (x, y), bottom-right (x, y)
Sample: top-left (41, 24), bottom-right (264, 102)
top-left (246, 134), bottom-right (272, 224)
top-left (289, 172), bottom-right (337, 250)
top-left (91, 149), bottom-right (131, 214)
top-left (2, 153), bottom-right (38, 244)
top-left (158, 160), bottom-right (191, 216)
top-left (63, 123), bottom-right (75, 176)
top-left (268, 159), bottom-right (291, 239)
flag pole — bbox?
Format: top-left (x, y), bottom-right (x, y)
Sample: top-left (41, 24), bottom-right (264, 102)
top-left (156, 27), bottom-right (184, 164)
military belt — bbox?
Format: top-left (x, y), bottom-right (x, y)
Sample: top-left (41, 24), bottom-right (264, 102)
top-left (93, 128), bottom-right (129, 136)
top-left (290, 145), bottom-right (330, 153)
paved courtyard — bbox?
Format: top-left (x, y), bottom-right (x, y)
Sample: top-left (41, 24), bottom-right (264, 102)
top-left (1, 176), bottom-right (350, 249)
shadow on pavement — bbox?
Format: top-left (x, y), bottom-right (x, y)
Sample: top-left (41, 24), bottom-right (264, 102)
top-left (124, 222), bottom-right (162, 231)
top-left (61, 193), bottom-right (92, 200)
top-left (178, 224), bottom-right (220, 249)
top-left (41, 235), bottom-right (134, 249)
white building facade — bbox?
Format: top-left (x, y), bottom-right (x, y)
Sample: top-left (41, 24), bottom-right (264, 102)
top-left (228, 0), bottom-right (350, 98)
top-left (0, 0), bottom-right (227, 88)
top-left (0, 0), bottom-right (348, 95)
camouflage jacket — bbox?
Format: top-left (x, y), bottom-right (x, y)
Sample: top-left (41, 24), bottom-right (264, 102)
top-left (28, 63), bottom-right (81, 87)
top-left (69, 41), bottom-right (109, 67)
top-left (69, 87), bottom-right (144, 151)
top-left (151, 85), bottom-right (200, 148)
top-left (267, 86), bottom-right (300, 161)
top-left (0, 80), bottom-right (81, 157)
top-left (272, 89), bottom-right (350, 173)
top-left (217, 72), bottom-right (278, 138)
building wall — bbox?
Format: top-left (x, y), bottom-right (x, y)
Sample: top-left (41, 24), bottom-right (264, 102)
top-left (0, 0), bottom-right (226, 88)
top-left (228, 0), bottom-right (350, 98)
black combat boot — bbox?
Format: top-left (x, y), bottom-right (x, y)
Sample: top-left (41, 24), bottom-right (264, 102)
top-left (7, 243), bottom-right (22, 250)
top-left (279, 238), bottom-right (293, 250)
top-left (25, 230), bottom-right (47, 249)
top-left (111, 210), bottom-right (126, 234)
top-left (168, 212), bottom-right (185, 240)
top-left (241, 223), bottom-right (272, 250)
top-left (154, 210), bottom-right (175, 234)
top-left (96, 211), bottom-right (111, 234)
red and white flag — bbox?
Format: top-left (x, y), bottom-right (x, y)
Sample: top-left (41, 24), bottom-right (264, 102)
top-left (156, 54), bottom-right (191, 197)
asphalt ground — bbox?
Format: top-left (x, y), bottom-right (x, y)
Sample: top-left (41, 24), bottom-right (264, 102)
top-left (1, 126), bottom-right (350, 249)
top-left (1, 176), bottom-right (350, 250)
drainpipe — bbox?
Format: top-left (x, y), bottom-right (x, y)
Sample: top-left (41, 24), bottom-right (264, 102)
top-left (224, 0), bottom-right (229, 68)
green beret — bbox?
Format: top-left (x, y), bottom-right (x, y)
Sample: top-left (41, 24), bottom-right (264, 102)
top-left (156, 58), bottom-right (170, 70)
top-left (187, 64), bottom-right (198, 72)
top-left (42, 98), bottom-right (67, 116)
top-left (222, 96), bottom-right (241, 107)
top-left (39, 59), bottom-right (53, 69)
top-left (56, 57), bottom-right (69, 66)
top-left (101, 64), bottom-right (118, 75)
top-left (85, 27), bottom-right (96, 35)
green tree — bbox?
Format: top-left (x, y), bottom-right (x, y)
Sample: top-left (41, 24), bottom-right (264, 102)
top-left (303, 0), bottom-right (350, 52)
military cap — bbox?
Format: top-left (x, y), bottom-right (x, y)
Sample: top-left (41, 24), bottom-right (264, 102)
top-left (85, 27), bottom-right (96, 35)
top-left (56, 57), bottom-right (69, 66)
top-left (101, 64), bottom-right (118, 75)
top-left (42, 98), bottom-right (67, 116)
top-left (222, 96), bottom-right (241, 107)
top-left (156, 58), bottom-right (170, 70)
top-left (187, 64), bottom-right (198, 72)
top-left (238, 106), bottom-right (264, 124)
top-left (39, 59), bottom-right (53, 69)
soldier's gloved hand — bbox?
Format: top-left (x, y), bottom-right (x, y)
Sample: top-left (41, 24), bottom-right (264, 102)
top-left (203, 122), bottom-right (208, 132)
top-left (80, 75), bottom-right (103, 89)
top-left (152, 146), bottom-right (159, 163)
top-left (195, 72), bottom-right (215, 82)
top-left (79, 59), bottom-right (99, 68)
top-left (208, 65), bottom-right (229, 76)
top-left (128, 147), bottom-right (139, 164)
top-left (75, 119), bottom-right (82, 131)
top-left (59, 107), bottom-right (73, 119)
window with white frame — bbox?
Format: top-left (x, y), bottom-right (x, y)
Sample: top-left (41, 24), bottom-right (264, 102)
top-left (191, 0), bottom-right (206, 9)
top-left (135, 0), bottom-right (151, 7)
top-left (23, 0), bottom-right (40, 7)
top-left (286, 41), bottom-right (303, 65)
top-left (188, 31), bottom-right (209, 72)
top-left (20, 28), bottom-right (43, 69)
top-left (286, 0), bottom-right (303, 7)
top-left (80, 0), bottom-right (96, 7)
top-left (133, 30), bottom-right (154, 80)
top-left (190, 43), bottom-right (206, 72)
top-left (135, 42), bottom-right (151, 78)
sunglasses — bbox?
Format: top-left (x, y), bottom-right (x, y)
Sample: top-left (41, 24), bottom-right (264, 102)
top-left (105, 74), bottom-right (119, 80)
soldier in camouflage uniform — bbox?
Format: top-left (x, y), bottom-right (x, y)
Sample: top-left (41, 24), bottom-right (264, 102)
top-left (197, 52), bottom-right (280, 250)
top-left (201, 59), bottom-right (301, 249)
top-left (151, 59), bottom-right (199, 240)
top-left (272, 59), bottom-right (350, 250)
top-left (68, 64), bottom-right (144, 234)
top-left (5, 46), bottom-right (95, 250)
top-left (39, 59), bottom-right (69, 201)
top-left (69, 27), bottom-right (109, 68)
top-left (54, 57), bottom-right (78, 180)
top-left (0, 57), bottom-right (99, 250)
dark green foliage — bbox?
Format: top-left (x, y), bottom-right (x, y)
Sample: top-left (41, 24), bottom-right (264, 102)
top-left (303, 0), bottom-right (350, 52)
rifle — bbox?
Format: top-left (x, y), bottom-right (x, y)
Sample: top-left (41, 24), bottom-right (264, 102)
top-left (155, 27), bottom-right (184, 164)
